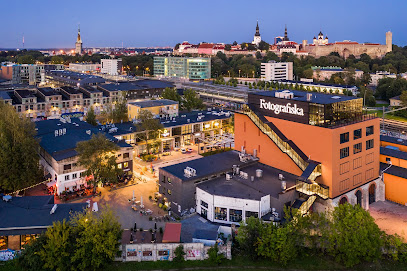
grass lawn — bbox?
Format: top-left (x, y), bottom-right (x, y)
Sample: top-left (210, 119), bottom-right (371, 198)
top-left (367, 110), bottom-right (407, 122)
top-left (2, 254), bottom-right (407, 271)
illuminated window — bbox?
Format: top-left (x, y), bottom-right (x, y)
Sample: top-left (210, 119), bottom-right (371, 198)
top-left (117, 164), bottom-right (122, 169)
top-left (353, 143), bottom-right (362, 154)
top-left (214, 207), bottom-right (227, 221)
top-left (340, 132), bottom-right (349, 144)
top-left (123, 162), bottom-right (128, 168)
top-left (340, 147), bottom-right (349, 159)
top-left (354, 129), bottom-right (362, 139)
top-left (366, 126), bottom-right (374, 136)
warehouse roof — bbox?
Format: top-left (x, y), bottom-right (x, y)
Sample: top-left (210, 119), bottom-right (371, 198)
top-left (129, 99), bottom-right (178, 108)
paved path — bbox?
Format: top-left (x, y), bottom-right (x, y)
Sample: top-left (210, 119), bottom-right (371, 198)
top-left (369, 201), bottom-right (407, 241)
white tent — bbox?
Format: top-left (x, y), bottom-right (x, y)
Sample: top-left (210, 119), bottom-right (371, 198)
top-left (92, 202), bottom-right (98, 212)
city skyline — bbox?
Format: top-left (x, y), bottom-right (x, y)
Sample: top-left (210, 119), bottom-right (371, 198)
top-left (1, 0), bottom-right (407, 49)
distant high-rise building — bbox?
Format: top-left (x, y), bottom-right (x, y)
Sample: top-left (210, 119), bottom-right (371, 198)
top-left (261, 61), bottom-right (293, 81)
top-left (75, 26), bottom-right (83, 55)
top-left (252, 21), bottom-right (262, 46)
top-left (101, 59), bottom-right (123, 75)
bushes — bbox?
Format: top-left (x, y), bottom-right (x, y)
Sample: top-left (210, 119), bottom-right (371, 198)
top-left (208, 243), bottom-right (225, 265)
top-left (173, 245), bottom-right (186, 262)
top-left (140, 154), bottom-right (156, 162)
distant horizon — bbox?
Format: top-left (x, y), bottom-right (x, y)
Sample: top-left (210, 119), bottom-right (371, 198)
top-left (1, 0), bottom-right (406, 48)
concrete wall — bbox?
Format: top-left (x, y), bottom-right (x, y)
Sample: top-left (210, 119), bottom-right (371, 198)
top-left (122, 242), bottom-right (232, 262)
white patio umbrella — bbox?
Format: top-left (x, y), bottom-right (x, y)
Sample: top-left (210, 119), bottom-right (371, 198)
top-left (140, 196), bottom-right (144, 208)
top-left (132, 190), bottom-right (135, 202)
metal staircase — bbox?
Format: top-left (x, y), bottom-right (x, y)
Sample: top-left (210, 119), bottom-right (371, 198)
top-left (298, 195), bottom-right (317, 215)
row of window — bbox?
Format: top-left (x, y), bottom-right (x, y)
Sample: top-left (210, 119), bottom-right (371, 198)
top-left (340, 126), bottom-right (374, 144)
top-left (339, 168), bottom-right (375, 192)
top-left (340, 139), bottom-right (374, 159)
top-left (213, 207), bottom-right (258, 222)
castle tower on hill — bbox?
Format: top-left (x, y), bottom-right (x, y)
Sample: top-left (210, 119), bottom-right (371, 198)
top-left (75, 25), bottom-right (83, 55)
top-left (386, 31), bottom-right (392, 53)
top-left (252, 21), bottom-right (261, 47)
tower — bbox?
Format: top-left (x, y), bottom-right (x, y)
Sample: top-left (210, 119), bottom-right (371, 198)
top-left (386, 31), bottom-right (392, 53)
top-left (75, 25), bottom-right (83, 55)
top-left (283, 25), bottom-right (289, 41)
top-left (252, 20), bottom-right (262, 47)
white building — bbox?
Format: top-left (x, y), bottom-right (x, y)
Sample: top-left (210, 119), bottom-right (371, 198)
top-left (369, 71), bottom-right (397, 86)
top-left (261, 61), bottom-right (293, 81)
top-left (68, 63), bottom-right (100, 73)
top-left (101, 58), bottom-right (123, 75)
top-left (252, 21), bottom-right (261, 47)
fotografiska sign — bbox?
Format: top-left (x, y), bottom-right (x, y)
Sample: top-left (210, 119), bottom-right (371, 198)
top-left (259, 99), bottom-right (304, 116)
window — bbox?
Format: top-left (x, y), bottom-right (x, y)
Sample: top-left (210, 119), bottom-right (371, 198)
top-left (117, 163), bottom-right (122, 169)
top-left (123, 153), bottom-right (129, 159)
top-left (158, 250), bottom-right (169, 256)
top-left (123, 162), bottom-right (128, 168)
top-left (201, 200), bottom-right (208, 209)
top-left (162, 176), bottom-right (166, 183)
top-left (63, 164), bottom-right (71, 171)
top-left (167, 189), bottom-right (171, 195)
top-left (72, 173), bottom-right (77, 179)
top-left (340, 147), bottom-right (349, 159)
top-left (353, 143), bottom-right (362, 154)
top-left (214, 207), bottom-right (227, 221)
top-left (354, 129), bottom-right (362, 139)
top-left (143, 251), bottom-right (152, 257)
top-left (245, 211), bottom-right (258, 219)
top-left (366, 126), bottom-right (374, 136)
top-left (65, 175), bottom-right (70, 181)
top-left (366, 139), bottom-right (374, 150)
top-left (386, 157), bottom-right (391, 163)
top-left (340, 132), bottom-right (349, 144)
top-left (168, 177), bottom-right (172, 184)
top-left (229, 209), bottom-right (242, 222)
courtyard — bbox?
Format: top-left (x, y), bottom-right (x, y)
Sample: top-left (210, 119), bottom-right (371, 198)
top-left (369, 201), bottom-right (407, 241)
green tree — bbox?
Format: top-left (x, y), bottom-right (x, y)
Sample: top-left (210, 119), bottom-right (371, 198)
top-left (70, 207), bottom-right (122, 271)
top-left (76, 133), bottom-right (122, 190)
top-left (173, 245), bottom-right (186, 262)
top-left (136, 110), bottom-right (163, 155)
top-left (0, 102), bottom-right (41, 192)
top-left (86, 106), bottom-right (97, 126)
top-left (258, 41), bottom-right (270, 51)
top-left (236, 216), bottom-right (263, 259)
top-left (51, 55), bottom-right (64, 64)
top-left (208, 243), bottom-right (225, 265)
top-left (400, 90), bottom-right (407, 106)
top-left (110, 93), bottom-right (128, 123)
top-left (161, 87), bottom-right (182, 104)
top-left (327, 203), bottom-right (384, 267)
top-left (303, 68), bottom-right (314, 79)
top-left (182, 89), bottom-right (204, 112)
top-left (174, 43), bottom-right (181, 50)
top-left (255, 51), bottom-right (262, 59)
top-left (17, 235), bottom-right (47, 271)
top-left (225, 44), bottom-right (232, 51)
top-left (17, 54), bottom-right (35, 64)
top-left (39, 220), bottom-right (73, 271)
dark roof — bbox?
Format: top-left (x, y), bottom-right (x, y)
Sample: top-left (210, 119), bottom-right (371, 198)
top-left (277, 79), bottom-right (357, 89)
top-left (98, 82), bottom-right (144, 92)
top-left (38, 87), bottom-right (61, 96)
top-left (196, 162), bottom-right (298, 200)
top-left (390, 95), bottom-right (400, 101)
top-left (80, 86), bottom-right (102, 93)
top-left (0, 195), bottom-right (86, 235)
top-left (15, 89), bottom-right (36, 98)
top-left (134, 79), bottom-right (174, 89)
top-left (381, 135), bottom-right (407, 147)
top-left (160, 151), bottom-right (252, 182)
top-left (380, 146), bottom-right (407, 161)
top-left (381, 163), bottom-right (407, 179)
top-left (129, 99), bottom-right (178, 108)
top-left (0, 91), bottom-right (12, 100)
top-left (60, 86), bottom-right (82, 95)
top-left (193, 229), bottom-right (218, 240)
top-left (252, 90), bottom-right (359, 105)
top-left (47, 70), bottom-right (106, 85)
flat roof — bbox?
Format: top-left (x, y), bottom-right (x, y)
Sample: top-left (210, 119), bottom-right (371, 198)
top-left (197, 162), bottom-right (298, 200)
top-left (60, 86), bottom-right (82, 95)
top-left (160, 151), bottom-right (253, 182)
top-left (99, 82), bottom-right (144, 92)
top-left (38, 87), bottom-right (60, 96)
top-left (252, 90), bottom-right (360, 105)
top-left (381, 135), bottom-right (407, 147)
top-left (380, 146), bottom-right (407, 161)
top-left (129, 99), bottom-right (178, 108)
top-left (15, 89), bottom-right (36, 98)
top-left (80, 86), bottom-right (102, 93)
top-left (193, 229), bottom-right (217, 240)
top-left (381, 163), bottom-right (407, 179)
top-left (0, 195), bottom-right (86, 235)
top-left (0, 91), bottom-right (12, 100)
top-left (162, 223), bottom-right (182, 243)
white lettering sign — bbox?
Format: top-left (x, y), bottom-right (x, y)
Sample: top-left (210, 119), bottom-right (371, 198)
top-left (259, 99), bottom-right (304, 116)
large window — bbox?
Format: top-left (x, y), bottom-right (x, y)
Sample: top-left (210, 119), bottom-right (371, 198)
top-left (340, 147), bottom-right (349, 159)
top-left (123, 153), bottom-right (130, 159)
top-left (340, 132), bottom-right (349, 144)
top-left (201, 200), bottom-right (208, 209)
top-left (229, 209), bottom-right (242, 222)
top-left (354, 129), bottom-right (362, 140)
top-left (245, 211), bottom-right (259, 219)
top-left (366, 126), bottom-right (374, 136)
top-left (214, 207), bottom-right (227, 221)
top-left (63, 164), bottom-right (71, 171)
top-left (366, 139), bottom-right (374, 150)
top-left (353, 143), bottom-right (362, 154)
top-left (0, 236), bottom-right (7, 250)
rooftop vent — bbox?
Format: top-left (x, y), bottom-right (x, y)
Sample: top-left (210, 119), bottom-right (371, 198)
top-left (278, 174), bottom-right (284, 180)
top-left (226, 173), bottom-right (232, 180)
top-left (331, 96), bottom-right (341, 99)
top-left (2, 195), bottom-right (12, 202)
top-left (275, 91), bottom-right (294, 99)
top-left (184, 167), bottom-right (197, 178)
top-left (86, 130), bottom-right (92, 135)
top-left (50, 204), bottom-right (58, 215)
top-left (240, 171), bottom-right (248, 179)
top-left (256, 169), bottom-right (263, 178)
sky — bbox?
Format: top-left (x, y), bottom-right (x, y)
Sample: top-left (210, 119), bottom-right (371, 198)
top-left (1, 0), bottom-right (407, 49)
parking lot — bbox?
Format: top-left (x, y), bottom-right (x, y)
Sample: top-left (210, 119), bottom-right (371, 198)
top-left (369, 201), bottom-right (407, 240)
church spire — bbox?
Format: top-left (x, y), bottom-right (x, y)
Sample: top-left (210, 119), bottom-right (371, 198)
top-left (77, 24), bottom-right (82, 43)
top-left (283, 24), bottom-right (289, 41)
top-left (255, 20), bottom-right (260, 36)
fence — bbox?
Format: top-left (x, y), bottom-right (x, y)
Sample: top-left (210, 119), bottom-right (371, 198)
top-left (118, 242), bottom-right (232, 262)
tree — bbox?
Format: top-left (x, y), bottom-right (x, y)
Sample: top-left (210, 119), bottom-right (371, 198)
top-left (247, 43), bottom-right (256, 51)
top-left (327, 203), bottom-right (384, 267)
top-left (225, 44), bottom-right (232, 51)
top-left (51, 55), bottom-right (64, 64)
top-left (161, 87), bottom-right (182, 104)
top-left (17, 54), bottom-right (35, 64)
top-left (401, 90), bottom-right (407, 106)
top-left (258, 41), bottom-right (270, 51)
top-left (110, 92), bottom-right (128, 123)
top-left (182, 89), bottom-right (204, 112)
top-left (208, 243), bottom-right (225, 265)
top-left (71, 207), bottom-right (122, 271)
top-left (303, 68), bottom-right (314, 79)
top-left (236, 217), bottom-right (263, 259)
top-left (136, 110), bottom-right (163, 155)
top-left (255, 51), bottom-right (262, 59)
top-left (39, 220), bottom-right (73, 271)
top-left (17, 235), bottom-right (47, 271)
top-left (173, 245), bottom-right (185, 262)
top-left (76, 133), bottom-right (122, 190)
top-left (86, 106), bottom-right (97, 126)
top-left (174, 43), bottom-right (181, 51)
top-left (232, 41), bottom-right (238, 46)
top-left (0, 102), bottom-right (41, 192)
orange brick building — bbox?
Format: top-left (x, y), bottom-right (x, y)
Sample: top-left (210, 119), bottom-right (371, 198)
top-left (234, 90), bottom-right (384, 211)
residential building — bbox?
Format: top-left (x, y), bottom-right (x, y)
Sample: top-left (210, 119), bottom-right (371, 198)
top-left (128, 99), bottom-right (179, 120)
top-left (312, 66), bottom-right (363, 81)
top-left (0, 63), bottom-right (64, 85)
top-left (101, 59), bottom-right (123, 75)
top-left (35, 118), bottom-right (133, 194)
top-left (154, 56), bottom-right (211, 80)
top-left (68, 63), bottom-right (100, 73)
top-left (380, 136), bottom-right (407, 205)
top-left (261, 61), bottom-right (293, 81)
top-left (389, 96), bottom-right (402, 107)
top-left (234, 90), bottom-right (383, 212)
top-left (369, 71), bottom-right (397, 86)
top-left (0, 195), bottom-right (86, 252)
